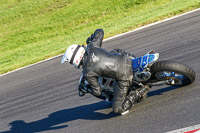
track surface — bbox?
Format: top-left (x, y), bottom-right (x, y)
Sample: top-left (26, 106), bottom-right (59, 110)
top-left (0, 10), bottom-right (200, 133)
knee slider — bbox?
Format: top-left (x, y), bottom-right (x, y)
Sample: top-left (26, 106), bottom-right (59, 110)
top-left (113, 107), bottom-right (123, 114)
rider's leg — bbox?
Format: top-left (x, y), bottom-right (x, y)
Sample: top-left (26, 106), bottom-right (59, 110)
top-left (110, 49), bottom-right (136, 59)
top-left (112, 80), bottom-right (131, 114)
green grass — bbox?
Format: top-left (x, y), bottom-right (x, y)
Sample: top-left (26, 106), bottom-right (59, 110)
top-left (0, 0), bottom-right (200, 74)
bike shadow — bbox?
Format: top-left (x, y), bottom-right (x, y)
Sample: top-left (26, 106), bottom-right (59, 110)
top-left (1, 101), bottom-right (118, 133)
top-left (148, 86), bottom-right (180, 97)
top-left (2, 86), bottom-right (184, 133)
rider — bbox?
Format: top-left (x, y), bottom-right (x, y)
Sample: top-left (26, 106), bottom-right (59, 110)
top-left (61, 29), bottom-right (148, 114)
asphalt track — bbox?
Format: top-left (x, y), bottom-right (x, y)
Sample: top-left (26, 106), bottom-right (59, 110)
top-left (0, 9), bottom-right (200, 133)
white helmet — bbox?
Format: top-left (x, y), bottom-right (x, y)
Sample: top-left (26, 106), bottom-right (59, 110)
top-left (61, 44), bottom-right (85, 68)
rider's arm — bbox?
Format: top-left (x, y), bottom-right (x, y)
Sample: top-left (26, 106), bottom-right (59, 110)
top-left (84, 72), bottom-right (102, 96)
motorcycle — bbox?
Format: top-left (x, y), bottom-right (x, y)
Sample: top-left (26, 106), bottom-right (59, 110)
top-left (78, 49), bottom-right (196, 102)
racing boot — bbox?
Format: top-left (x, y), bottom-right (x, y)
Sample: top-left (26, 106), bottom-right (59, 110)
top-left (121, 91), bottom-right (137, 115)
top-left (122, 86), bottom-right (149, 113)
top-left (120, 100), bottom-right (132, 115)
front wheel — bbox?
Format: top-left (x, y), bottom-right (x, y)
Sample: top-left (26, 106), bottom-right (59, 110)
top-left (150, 60), bottom-right (196, 86)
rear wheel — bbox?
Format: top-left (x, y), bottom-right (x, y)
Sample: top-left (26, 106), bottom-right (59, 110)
top-left (150, 60), bottom-right (196, 86)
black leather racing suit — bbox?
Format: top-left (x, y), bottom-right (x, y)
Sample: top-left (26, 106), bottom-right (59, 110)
top-left (82, 29), bottom-right (133, 113)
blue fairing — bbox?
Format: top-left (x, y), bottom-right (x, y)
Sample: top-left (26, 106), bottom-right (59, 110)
top-left (132, 53), bottom-right (159, 72)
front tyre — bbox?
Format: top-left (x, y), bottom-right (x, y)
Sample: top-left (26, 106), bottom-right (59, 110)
top-left (150, 60), bottom-right (196, 86)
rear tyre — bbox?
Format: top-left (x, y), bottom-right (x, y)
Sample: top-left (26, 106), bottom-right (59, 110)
top-left (150, 60), bottom-right (196, 86)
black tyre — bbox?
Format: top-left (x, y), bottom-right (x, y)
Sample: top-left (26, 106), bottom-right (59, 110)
top-left (150, 60), bottom-right (196, 86)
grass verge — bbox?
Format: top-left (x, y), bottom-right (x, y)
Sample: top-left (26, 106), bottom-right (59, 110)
top-left (0, 0), bottom-right (200, 74)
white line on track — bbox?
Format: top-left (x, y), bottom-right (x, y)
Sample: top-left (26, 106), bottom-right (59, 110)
top-left (1, 8), bottom-right (200, 78)
top-left (166, 124), bottom-right (200, 133)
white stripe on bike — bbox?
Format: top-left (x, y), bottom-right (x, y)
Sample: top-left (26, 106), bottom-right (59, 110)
top-left (166, 124), bottom-right (200, 133)
top-left (1, 8), bottom-right (200, 77)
